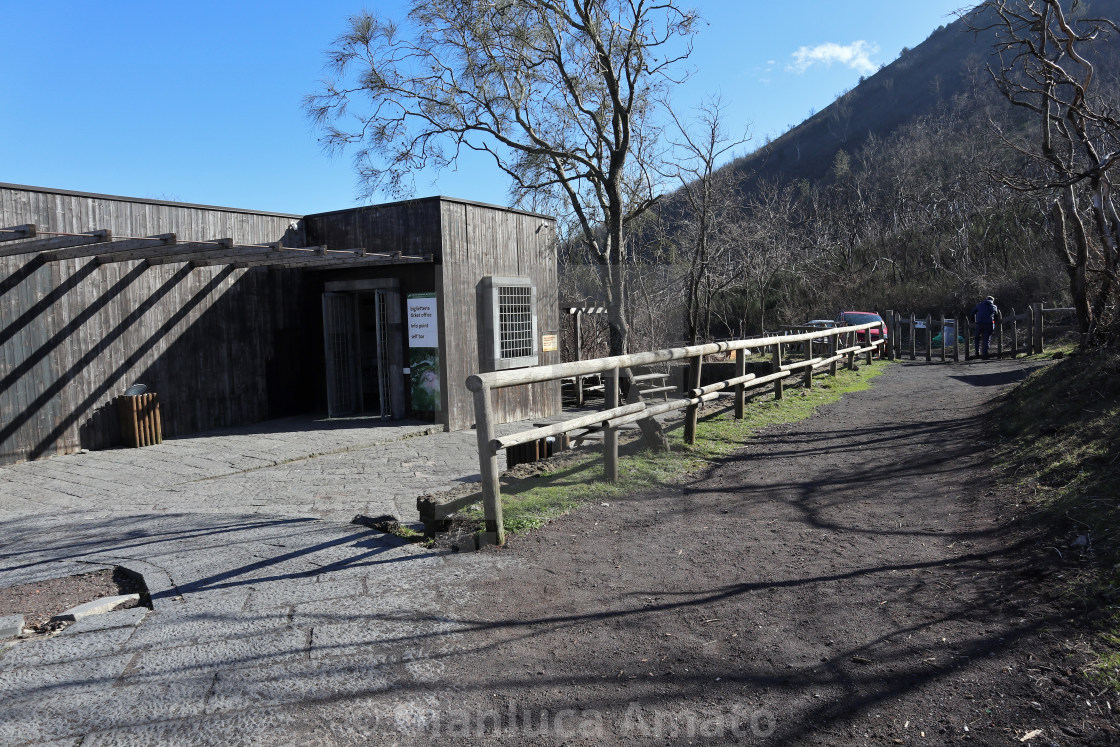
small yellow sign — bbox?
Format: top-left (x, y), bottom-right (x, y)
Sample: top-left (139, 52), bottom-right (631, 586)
top-left (541, 333), bottom-right (558, 352)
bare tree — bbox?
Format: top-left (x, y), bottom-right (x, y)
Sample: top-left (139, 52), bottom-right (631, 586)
top-left (661, 96), bottom-right (750, 344)
top-left (971, 0), bottom-right (1120, 342)
top-left (739, 179), bottom-right (805, 334)
top-left (305, 0), bottom-right (698, 358)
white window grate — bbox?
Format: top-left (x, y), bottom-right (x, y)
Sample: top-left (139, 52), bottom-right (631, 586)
top-left (482, 276), bottom-right (538, 370)
top-left (498, 286), bottom-right (534, 359)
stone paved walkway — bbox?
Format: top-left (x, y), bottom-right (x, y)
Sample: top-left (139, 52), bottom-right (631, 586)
top-left (0, 406), bottom-right (681, 744)
top-left (0, 414), bottom-right (540, 744)
top-left (0, 416), bottom-right (482, 524)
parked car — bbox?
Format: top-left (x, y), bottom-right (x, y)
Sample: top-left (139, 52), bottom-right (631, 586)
top-left (805, 319), bottom-right (839, 329)
top-left (836, 311), bottom-right (886, 344)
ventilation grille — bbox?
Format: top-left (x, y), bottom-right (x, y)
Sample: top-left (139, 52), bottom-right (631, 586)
top-left (498, 285), bottom-right (534, 359)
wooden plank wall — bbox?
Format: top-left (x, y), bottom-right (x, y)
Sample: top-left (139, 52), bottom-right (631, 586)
top-left (438, 200), bottom-right (561, 431)
top-left (0, 185), bottom-right (307, 465)
top-left (304, 199), bottom-right (444, 260)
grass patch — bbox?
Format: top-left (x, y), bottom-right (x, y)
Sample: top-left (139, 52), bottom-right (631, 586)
top-left (465, 359), bottom-right (893, 535)
top-left (990, 344), bottom-right (1120, 689)
top-left (992, 346), bottom-right (1120, 556)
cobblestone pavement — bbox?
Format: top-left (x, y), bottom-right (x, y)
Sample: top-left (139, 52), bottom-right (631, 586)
top-left (0, 415), bottom-right (539, 744)
top-left (0, 416), bottom-right (487, 524)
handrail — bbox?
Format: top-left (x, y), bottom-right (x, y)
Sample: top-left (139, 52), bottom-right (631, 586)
top-left (467, 322), bottom-right (880, 392)
top-left (467, 322), bottom-right (885, 547)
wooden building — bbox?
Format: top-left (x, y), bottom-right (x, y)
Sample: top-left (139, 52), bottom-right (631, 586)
top-left (0, 184), bottom-right (559, 465)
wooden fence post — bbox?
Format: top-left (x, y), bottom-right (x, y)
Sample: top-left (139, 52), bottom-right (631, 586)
top-left (804, 329), bottom-right (815, 388)
top-left (574, 310), bottom-right (584, 407)
top-left (909, 313), bottom-right (916, 361)
top-left (897, 311), bottom-right (903, 360)
top-left (1011, 307), bottom-right (1018, 358)
top-left (734, 347), bottom-right (746, 419)
top-left (1027, 305), bottom-right (1035, 355)
top-left (472, 385), bottom-right (505, 546)
top-left (772, 343), bottom-right (784, 400)
top-left (846, 332), bottom-right (856, 370)
top-left (925, 315), bottom-right (932, 362)
top-left (604, 367), bottom-right (622, 479)
top-left (996, 313), bottom-right (1004, 359)
top-left (885, 310), bottom-right (894, 360)
top-left (940, 314), bottom-right (946, 363)
top-left (605, 365), bottom-right (620, 481)
top-left (684, 355), bottom-right (703, 445)
top-left (1034, 302), bottom-right (1044, 353)
top-left (953, 317), bottom-right (960, 362)
top-left (964, 317), bottom-right (972, 360)
top-left (829, 333), bottom-right (838, 376)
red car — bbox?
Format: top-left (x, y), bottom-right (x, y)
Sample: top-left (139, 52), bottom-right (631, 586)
top-left (837, 311), bottom-right (886, 345)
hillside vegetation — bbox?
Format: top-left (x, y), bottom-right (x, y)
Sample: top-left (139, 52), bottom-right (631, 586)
top-left (562, 0), bottom-right (1120, 353)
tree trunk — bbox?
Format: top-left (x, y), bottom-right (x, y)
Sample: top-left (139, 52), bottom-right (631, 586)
top-left (1054, 191), bottom-right (1093, 339)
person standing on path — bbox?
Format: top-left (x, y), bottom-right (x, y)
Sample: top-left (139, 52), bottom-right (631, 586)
top-left (971, 296), bottom-right (1000, 359)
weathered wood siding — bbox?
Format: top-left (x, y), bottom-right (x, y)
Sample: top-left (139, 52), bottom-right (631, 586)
top-left (0, 184), bottom-right (308, 464)
top-left (438, 199), bottom-right (561, 431)
top-left (306, 197), bottom-right (560, 431)
top-left (304, 199), bottom-right (444, 260)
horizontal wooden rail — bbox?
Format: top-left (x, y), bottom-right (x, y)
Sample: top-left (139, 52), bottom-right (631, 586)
top-left (466, 322), bottom-right (880, 393)
top-left (688, 369), bottom-right (791, 399)
top-left (781, 357), bottom-right (824, 372)
top-left (492, 402), bottom-right (646, 452)
top-left (467, 321), bottom-right (885, 547)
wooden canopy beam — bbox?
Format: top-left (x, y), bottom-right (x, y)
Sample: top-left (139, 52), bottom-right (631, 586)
top-left (0, 229), bottom-right (112, 258)
top-left (96, 238), bottom-right (234, 264)
top-left (295, 253), bottom-right (433, 271)
top-left (148, 242), bottom-right (336, 266)
top-left (44, 233), bottom-right (176, 262)
top-left (220, 250), bottom-right (378, 269)
top-left (0, 225), bottom-right (36, 243)
top-left (181, 246), bottom-right (342, 268)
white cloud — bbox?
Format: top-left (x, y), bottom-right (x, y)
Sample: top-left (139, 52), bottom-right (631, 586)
top-left (788, 40), bottom-right (880, 75)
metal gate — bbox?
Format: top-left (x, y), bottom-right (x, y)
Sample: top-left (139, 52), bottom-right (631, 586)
top-left (322, 292), bottom-right (362, 417)
top-left (374, 290), bottom-right (393, 418)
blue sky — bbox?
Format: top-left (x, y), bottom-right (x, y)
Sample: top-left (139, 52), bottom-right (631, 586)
top-left (1, 1), bottom-right (967, 216)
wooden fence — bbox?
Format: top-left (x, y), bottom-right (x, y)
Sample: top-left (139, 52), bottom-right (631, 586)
top-left (882, 304), bottom-right (1075, 362)
top-left (466, 322), bottom-right (885, 546)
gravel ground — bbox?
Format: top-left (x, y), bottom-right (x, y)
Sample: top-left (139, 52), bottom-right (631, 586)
top-left (385, 358), bottom-right (1118, 746)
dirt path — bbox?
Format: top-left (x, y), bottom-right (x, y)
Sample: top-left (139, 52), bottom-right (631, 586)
top-left (393, 359), bottom-right (1116, 745)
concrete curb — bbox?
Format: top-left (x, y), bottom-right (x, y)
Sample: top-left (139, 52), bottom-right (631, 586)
top-left (0, 614), bottom-right (24, 640)
top-left (51, 594), bottom-right (139, 623)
